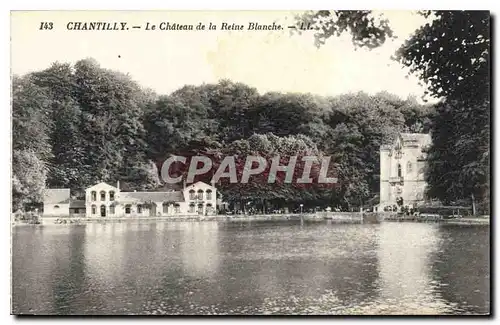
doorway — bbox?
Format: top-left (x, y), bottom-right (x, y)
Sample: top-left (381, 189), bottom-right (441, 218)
top-left (149, 203), bottom-right (157, 217)
top-left (100, 205), bottom-right (106, 217)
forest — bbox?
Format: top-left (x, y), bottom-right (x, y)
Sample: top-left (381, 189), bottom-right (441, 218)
top-left (12, 11), bottom-right (490, 214)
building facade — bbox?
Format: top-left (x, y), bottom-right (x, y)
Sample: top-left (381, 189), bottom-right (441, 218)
top-left (379, 133), bottom-right (431, 211)
top-left (84, 181), bottom-right (217, 218)
top-left (43, 181), bottom-right (218, 218)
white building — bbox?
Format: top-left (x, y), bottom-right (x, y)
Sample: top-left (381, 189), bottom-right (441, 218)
top-left (43, 181), bottom-right (217, 218)
top-left (379, 133), bottom-right (432, 211)
top-left (85, 181), bottom-right (217, 218)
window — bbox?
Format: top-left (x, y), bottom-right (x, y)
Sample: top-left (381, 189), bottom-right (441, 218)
top-left (197, 203), bottom-right (203, 214)
top-left (189, 203), bottom-right (195, 213)
top-left (206, 203), bottom-right (213, 214)
top-left (174, 204), bottom-right (180, 214)
top-left (125, 205), bottom-right (131, 214)
top-left (418, 162), bottom-right (425, 175)
top-left (397, 164), bottom-right (402, 178)
top-left (54, 205), bottom-right (60, 209)
top-left (197, 189), bottom-right (203, 200)
top-left (395, 142), bottom-right (402, 159)
top-left (162, 203), bottom-right (169, 214)
top-left (109, 191), bottom-right (115, 201)
top-left (73, 208), bottom-right (79, 214)
top-left (100, 191), bottom-right (106, 201)
top-left (91, 191), bottom-right (97, 201)
top-left (137, 205), bottom-right (142, 214)
top-left (100, 205), bottom-right (106, 217)
top-left (189, 190), bottom-right (195, 200)
top-left (109, 205), bottom-right (115, 214)
top-left (407, 161), bottom-right (412, 174)
top-left (206, 189), bottom-right (212, 200)
top-left (91, 205), bottom-right (96, 215)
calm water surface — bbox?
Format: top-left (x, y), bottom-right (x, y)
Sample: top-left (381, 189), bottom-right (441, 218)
top-left (12, 221), bottom-right (490, 315)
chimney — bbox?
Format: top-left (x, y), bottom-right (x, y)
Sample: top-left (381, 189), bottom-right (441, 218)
top-left (116, 180), bottom-right (120, 190)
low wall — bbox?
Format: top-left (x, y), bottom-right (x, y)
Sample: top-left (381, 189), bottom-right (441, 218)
top-left (38, 212), bottom-right (366, 224)
top-left (444, 217), bottom-right (490, 225)
top-left (316, 212), bottom-right (365, 223)
top-left (370, 212), bottom-right (398, 221)
top-left (36, 212), bottom-right (390, 225)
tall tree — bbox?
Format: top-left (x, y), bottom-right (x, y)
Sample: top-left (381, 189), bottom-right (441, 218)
top-left (12, 76), bottom-right (52, 210)
top-left (30, 62), bottom-right (85, 189)
top-left (395, 11), bottom-right (490, 210)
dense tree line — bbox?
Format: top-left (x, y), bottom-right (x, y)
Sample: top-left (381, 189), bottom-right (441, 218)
top-left (12, 58), bottom-right (432, 211)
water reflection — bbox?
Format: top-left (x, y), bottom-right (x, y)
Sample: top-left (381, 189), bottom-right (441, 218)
top-left (177, 222), bottom-right (220, 278)
top-left (214, 223), bottom-right (381, 313)
top-left (373, 223), bottom-right (456, 314)
top-left (430, 225), bottom-right (490, 314)
top-left (12, 221), bottom-right (490, 315)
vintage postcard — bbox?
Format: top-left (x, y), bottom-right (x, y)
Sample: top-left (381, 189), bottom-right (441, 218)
top-left (10, 10), bottom-right (490, 316)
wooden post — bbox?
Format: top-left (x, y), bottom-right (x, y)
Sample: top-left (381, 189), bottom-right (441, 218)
top-left (471, 193), bottom-right (476, 216)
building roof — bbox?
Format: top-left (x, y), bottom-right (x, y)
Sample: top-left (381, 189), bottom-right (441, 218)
top-left (87, 182), bottom-right (119, 191)
top-left (155, 182), bottom-right (184, 192)
top-left (400, 133), bottom-right (431, 146)
top-left (43, 189), bottom-right (70, 204)
top-left (120, 191), bottom-right (185, 203)
top-left (185, 181), bottom-right (216, 190)
top-left (69, 199), bottom-right (86, 209)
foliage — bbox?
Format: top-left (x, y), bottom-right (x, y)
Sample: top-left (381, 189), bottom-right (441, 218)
top-left (12, 150), bottom-right (47, 211)
top-left (425, 100), bottom-right (489, 204)
top-left (395, 11), bottom-right (489, 102)
top-left (12, 76), bottom-right (52, 160)
top-left (295, 10), bottom-right (394, 48)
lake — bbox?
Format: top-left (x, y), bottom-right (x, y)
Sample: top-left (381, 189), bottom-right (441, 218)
top-left (11, 221), bottom-right (490, 315)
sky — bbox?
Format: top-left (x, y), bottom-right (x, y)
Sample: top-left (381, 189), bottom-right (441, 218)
top-left (11, 10), bottom-right (432, 101)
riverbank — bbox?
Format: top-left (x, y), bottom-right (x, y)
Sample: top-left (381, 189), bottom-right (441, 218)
top-left (14, 212), bottom-right (368, 226)
top-left (12, 212), bottom-right (489, 226)
top-left (382, 214), bottom-right (490, 225)
top-left (441, 217), bottom-right (490, 225)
